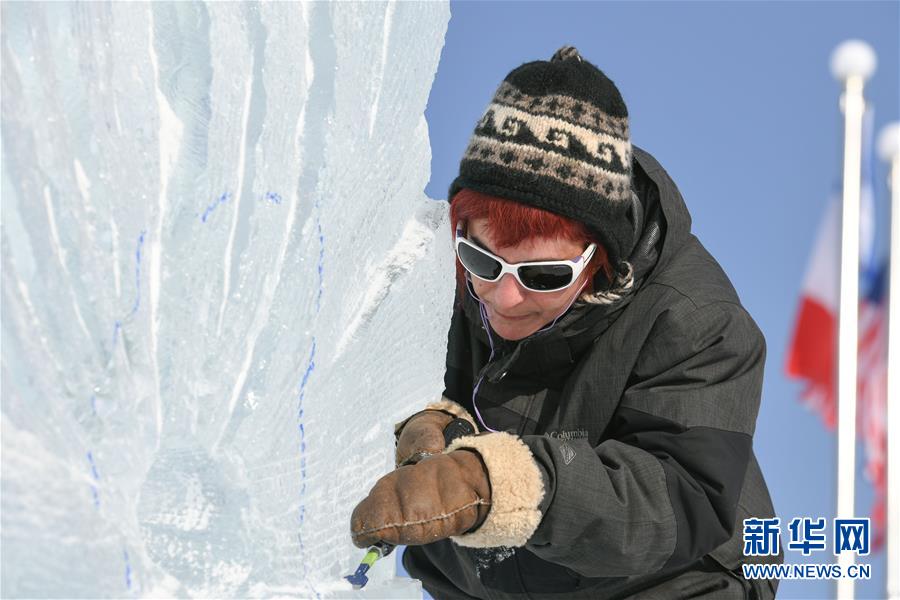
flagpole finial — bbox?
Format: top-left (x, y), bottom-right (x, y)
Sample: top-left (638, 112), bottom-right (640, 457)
top-left (878, 122), bottom-right (900, 163)
top-left (830, 40), bottom-right (877, 82)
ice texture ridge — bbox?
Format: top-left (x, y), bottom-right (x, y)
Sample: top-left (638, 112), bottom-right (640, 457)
top-left (1, 2), bottom-right (452, 597)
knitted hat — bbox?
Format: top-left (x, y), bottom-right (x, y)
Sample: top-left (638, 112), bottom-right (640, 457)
top-left (449, 46), bottom-right (634, 272)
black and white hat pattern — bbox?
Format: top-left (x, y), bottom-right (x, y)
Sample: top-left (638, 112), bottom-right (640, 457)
top-left (449, 46), bottom-right (635, 272)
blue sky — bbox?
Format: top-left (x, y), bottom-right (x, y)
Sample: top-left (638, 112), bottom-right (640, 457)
top-left (416, 2), bottom-right (899, 598)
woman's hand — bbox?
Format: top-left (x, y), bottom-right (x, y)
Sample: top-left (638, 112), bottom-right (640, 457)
top-left (395, 410), bottom-right (456, 467)
top-left (350, 450), bottom-right (491, 547)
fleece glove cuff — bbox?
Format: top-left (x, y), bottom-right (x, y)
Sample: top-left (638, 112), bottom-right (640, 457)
top-left (447, 432), bottom-right (545, 548)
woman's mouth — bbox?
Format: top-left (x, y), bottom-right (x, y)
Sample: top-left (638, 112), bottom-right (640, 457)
top-left (493, 309), bottom-right (531, 321)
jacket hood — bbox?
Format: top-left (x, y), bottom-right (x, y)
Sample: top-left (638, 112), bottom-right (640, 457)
top-left (579, 145), bottom-right (692, 304)
top-left (628, 145), bottom-right (692, 286)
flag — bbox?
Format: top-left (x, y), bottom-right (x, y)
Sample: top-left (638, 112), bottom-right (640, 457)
top-left (858, 260), bottom-right (887, 548)
top-left (857, 108), bottom-right (888, 549)
top-left (785, 196), bottom-right (840, 427)
top-left (785, 107), bottom-right (888, 548)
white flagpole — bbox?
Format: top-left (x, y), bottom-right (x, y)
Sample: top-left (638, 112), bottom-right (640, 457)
top-left (830, 40), bottom-right (876, 600)
top-left (878, 121), bottom-right (900, 600)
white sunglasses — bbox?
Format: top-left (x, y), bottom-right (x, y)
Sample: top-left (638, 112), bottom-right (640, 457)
top-left (455, 230), bottom-right (596, 293)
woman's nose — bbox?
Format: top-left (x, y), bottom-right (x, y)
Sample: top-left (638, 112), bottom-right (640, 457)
top-left (492, 273), bottom-right (526, 306)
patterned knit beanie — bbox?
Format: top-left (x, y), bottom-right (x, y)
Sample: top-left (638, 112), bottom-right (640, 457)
top-left (449, 46), bottom-right (635, 275)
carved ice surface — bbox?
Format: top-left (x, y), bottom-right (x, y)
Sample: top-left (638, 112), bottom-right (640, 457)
top-left (1, 2), bottom-right (451, 597)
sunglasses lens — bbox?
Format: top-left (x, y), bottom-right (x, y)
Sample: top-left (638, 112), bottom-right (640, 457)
top-left (457, 242), bottom-right (502, 280)
top-left (518, 264), bottom-right (574, 291)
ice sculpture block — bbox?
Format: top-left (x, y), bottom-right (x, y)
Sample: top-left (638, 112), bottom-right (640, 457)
top-left (1, 1), bottom-right (451, 597)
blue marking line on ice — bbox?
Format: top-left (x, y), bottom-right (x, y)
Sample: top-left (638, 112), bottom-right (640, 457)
top-left (200, 192), bottom-right (230, 223)
top-left (87, 451), bottom-right (101, 508)
top-left (297, 339), bottom-right (318, 595)
top-left (265, 191), bottom-right (282, 204)
top-left (316, 222), bottom-right (324, 312)
top-left (110, 230), bottom-right (147, 349)
top-left (111, 320), bottom-right (121, 347)
top-left (123, 548), bottom-right (132, 590)
top-left (291, 197), bottom-right (324, 599)
top-left (128, 230), bottom-right (146, 318)
top-left (91, 394), bottom-right (98, 417)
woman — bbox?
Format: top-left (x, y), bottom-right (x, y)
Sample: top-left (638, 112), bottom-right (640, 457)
top-left (351, 46), bottom-right (780, 599)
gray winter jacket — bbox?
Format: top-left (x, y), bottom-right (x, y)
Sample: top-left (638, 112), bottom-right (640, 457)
top-left (401, 147), bottom-right (781, 599)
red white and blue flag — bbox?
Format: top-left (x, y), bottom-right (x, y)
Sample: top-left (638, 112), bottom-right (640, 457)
top-left (785, 109), bottom-right (888, 548)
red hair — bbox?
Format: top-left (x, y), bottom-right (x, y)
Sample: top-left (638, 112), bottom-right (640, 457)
top-left (449, 188), bottom-right (611, 301)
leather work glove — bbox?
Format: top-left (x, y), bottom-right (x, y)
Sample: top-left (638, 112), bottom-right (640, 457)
top-left (350, 450), bottom-right (492, 547)
top-left (394, 410), bottom-right (456, 467)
